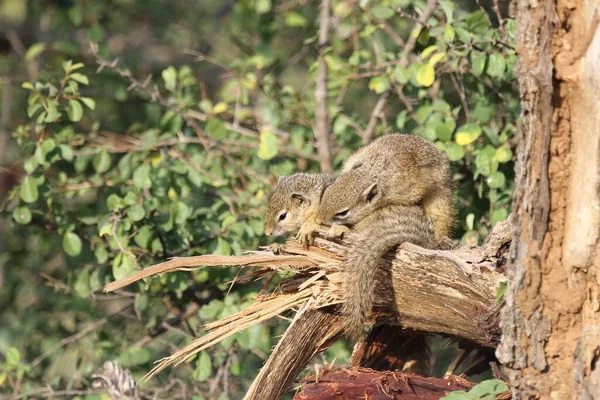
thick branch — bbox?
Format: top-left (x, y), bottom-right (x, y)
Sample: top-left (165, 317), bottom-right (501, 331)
top-left (314, 0), bottom-right (333, 172)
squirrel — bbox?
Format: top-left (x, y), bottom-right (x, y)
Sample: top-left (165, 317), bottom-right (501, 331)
top-left (313, 133), bottom-right (455, 242)
top-left (263, 173), bottom-right (335, 247)
top-left (340, 204), bottom-right (440, 339)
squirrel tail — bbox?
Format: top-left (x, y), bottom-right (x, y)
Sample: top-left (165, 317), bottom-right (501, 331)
top-left (340, 206), bottom-right (437, 339)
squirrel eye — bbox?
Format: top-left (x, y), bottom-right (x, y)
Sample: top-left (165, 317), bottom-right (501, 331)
top-left (335, 209), bottom-right (349, 218)
top-left (279, 212), bottom-right (287, 221)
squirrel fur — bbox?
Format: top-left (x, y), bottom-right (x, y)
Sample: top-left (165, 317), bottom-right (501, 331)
top-left (341, 204), bottom-right (439, 339)
top-left (263, 173), bottom-right (335, 245)
top-left (315, 133), bottom-right (455, 241)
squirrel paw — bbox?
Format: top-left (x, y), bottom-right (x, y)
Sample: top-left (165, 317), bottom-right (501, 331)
top-left (437, 236), bottom-right (458, 250)
top-left (297, 221), bottom-right (320, 248)
top-left (269, 243), bottom-right (286, 254)
top-left (326, 225), bottom-right (351, 240)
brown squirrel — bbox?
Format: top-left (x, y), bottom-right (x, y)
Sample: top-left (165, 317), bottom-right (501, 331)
top-left (340, 204), bottom-right (439, 339)
top-left (314, 133), bottom-right (455, 242)
top-left (263, 173), bottom-right (335, 247)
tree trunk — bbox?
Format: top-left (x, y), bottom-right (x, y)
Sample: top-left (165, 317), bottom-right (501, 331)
top-left (497, 0), bottom-right (600, 398)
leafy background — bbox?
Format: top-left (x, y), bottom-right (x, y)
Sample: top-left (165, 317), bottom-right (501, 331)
top-left (0, 0), bottom-right (516, 398)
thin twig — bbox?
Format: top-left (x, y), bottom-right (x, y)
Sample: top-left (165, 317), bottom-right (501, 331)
top-left (362, 90), bottom-right (390, 143)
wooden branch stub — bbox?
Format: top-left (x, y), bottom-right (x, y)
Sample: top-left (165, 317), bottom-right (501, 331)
top-left (294, 368), bottom-right (475, 400)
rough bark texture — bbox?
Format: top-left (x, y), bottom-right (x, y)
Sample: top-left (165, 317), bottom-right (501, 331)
top-left (497, 0), bottom-right (600, 397)
top-left (293, 369), bottom-right (476, 400)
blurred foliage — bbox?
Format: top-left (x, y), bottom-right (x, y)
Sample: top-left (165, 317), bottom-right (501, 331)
top-left (0, 0), bottom-right (516, 398)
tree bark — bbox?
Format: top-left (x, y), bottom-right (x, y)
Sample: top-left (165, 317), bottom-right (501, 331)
top-left (497, 0), bottom-right (600, 398)
top-left (293, 369), bottom-right (475, 400)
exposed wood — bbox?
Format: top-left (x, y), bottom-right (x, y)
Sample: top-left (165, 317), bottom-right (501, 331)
top-left (243, 307), bottom-right (344, 400)
top-left (293, 368), bottom-right (476, 400)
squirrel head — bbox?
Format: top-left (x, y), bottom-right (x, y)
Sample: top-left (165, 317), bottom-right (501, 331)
top-left (264, 175), bottom-right (315, 236)
top-left (315, 169), bottom-right (383, 226)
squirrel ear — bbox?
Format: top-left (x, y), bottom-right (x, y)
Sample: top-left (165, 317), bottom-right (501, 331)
top-left (363, 183), bottom-right (381, 205)
top-left (291, 193), bottom-right (309, 206)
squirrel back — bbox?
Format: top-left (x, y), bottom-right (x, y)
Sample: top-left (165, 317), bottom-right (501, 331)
top-left (316, 133), bottom-right (455, 239)
top-left (264, 173), bottom-right (335, 237)
top-left (341, 204), bottom-right (438, 339)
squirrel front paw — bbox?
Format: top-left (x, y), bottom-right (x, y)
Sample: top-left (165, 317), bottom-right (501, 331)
top-left (297, 221), bottom-right (320, 248)
top-left (269, 243), bottom-right (286, 254)
top-left (326, 225), bottom-right (351, 240)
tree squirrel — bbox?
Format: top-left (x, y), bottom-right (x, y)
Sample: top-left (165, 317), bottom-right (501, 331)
top-left (264, 173), bottom-right (335, 246)
top-left (314, 133), bottom-right (455, 242)
top-left (340, 204), bottom-right (439, 339)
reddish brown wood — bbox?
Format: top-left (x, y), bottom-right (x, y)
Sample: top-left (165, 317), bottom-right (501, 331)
top-left (294, 368), bottom-right (475, 400)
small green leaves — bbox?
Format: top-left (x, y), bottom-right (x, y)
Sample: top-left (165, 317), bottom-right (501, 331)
top-left (25, 43), bottom-right (46, 61)
top-left (368, 76), bottom-right (390, 94)
top-left (162, 66), bottom-right (177, 91)
top-left (193, 351), bottom-right (212, 382)
top-left (258, 129), bottom-right (279, 160)
top-left (93, 150), bottom-right (111, 173)
top-left (67, 99), bottom-right (83, 121)
top-left (472, 53), bottom-right (486, 76)
top-left (69, 73), bottom-right (89, 85)
top-left (371, 5), bottom-right (394, 19)
top-left (80, 97), bottom-right (96, 110)
top-left (206, 118), bottom-right (227, 140)
top-left (133, 164), bottom-right (152, 189)
top-left (285, 11), bottom-right (307, 27)
top-left (128, 205), bottom-right (145, 222)
top-left (487, 53), bottom-right (506, 78)
top-left (446, 143), bottom-right (465, 161)
top-left (416, 64), bottom-right (435, 87)
top-left (13, 206), bottom-right (32, 225)
top-left (487, 171), bottom-right (506, 188)
top-left (20, 176), bottom-right (39, 203)
top-left (455, 123), bottom-right (482, 145)
top-left (63, 232), bottom-right (83, 257)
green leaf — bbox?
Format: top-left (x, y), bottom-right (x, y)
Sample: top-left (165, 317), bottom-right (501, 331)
top-left (193, 351), bottom-right (212, 382)
top-left (466, 213), bottom-right (475, 230)
top-left (134, 226), bottom-right (153, 248)
top-left (133, 164), bottom-right (152, 189)
top-left (117, 346), bottom-right (151, 367)
top-left (440, 391), bottom-right (475, 400)
top-left (25, 43), bottom-right (46, 61)
top-left (438, 0), bottom-right (454, 22)
top-left (5, 347), bottom-right (21, 366)
top-left (63, 232), bottom-right (83, 257)
top-left (392, 65), bottom-right (410, 84)
top-left (368, 76), bottom-right (390, 94)
top-left (20, 176), bottom-right (39, 203)
top-left (455, 123), bottom-right (482, 145)
top-left (446, 143), bottom-right (465, 161)
top-left (487, 53), bottom-right (506, 78)
top-left (67, 99), bottom-right (83, 122)
top-left (416, 64), bottom-right (435, 87)
top-left (492, 207), bottom-right (509, 225)
top-left (69, 72), bottom-right (89, 85)
top-left (494, 146), bottom-right (512, 163)
top-left (258, 129), bottom-right (279, 160)
top-left (206, 118), bottom-right (227, 140)
top-left (495, 281), bottom-right (508, 303)
top-left (435, 123), bottom-right (454, 141)
top-left (74, 268), bottom-right (91, 297)
top-left (285, 11), bottom-right (307, 27)
top-left (112, 255), bottom-right (137, 280)
top-left (13, 206), bottom-right (32, 225)
top-left (80, 97), bottom-right (96, 110)
top-left (371, 5), bottom-right (394, 19)
top-left (162, 66), bottom-right (177, 91)
top-left (255, 0), bottom-right (271, 14)
top-left (444, 25), bottom-right (455, 42)
top-left (22, 82), bottom-right (34, 90)
top-left (128, 205), bottom-right (145, 222)
top-left (94, 244), bottom-right (109, 264)
top-left (174, 202), bottom-right (189, 225)
top-left (472, 53), bottom-right (486, 76)
top-left (106, 194), bottom-right (124, 211)
top-left (45, 101), bottom-right (59, 122)
top-left (59, 145), bottom-right (74, 161)
top-left (487, 171), bottom-right (506, 189)
top-left (93, 150), bottom-right (111, 173)
top-left (469, 379), bottom-right (509, 397)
